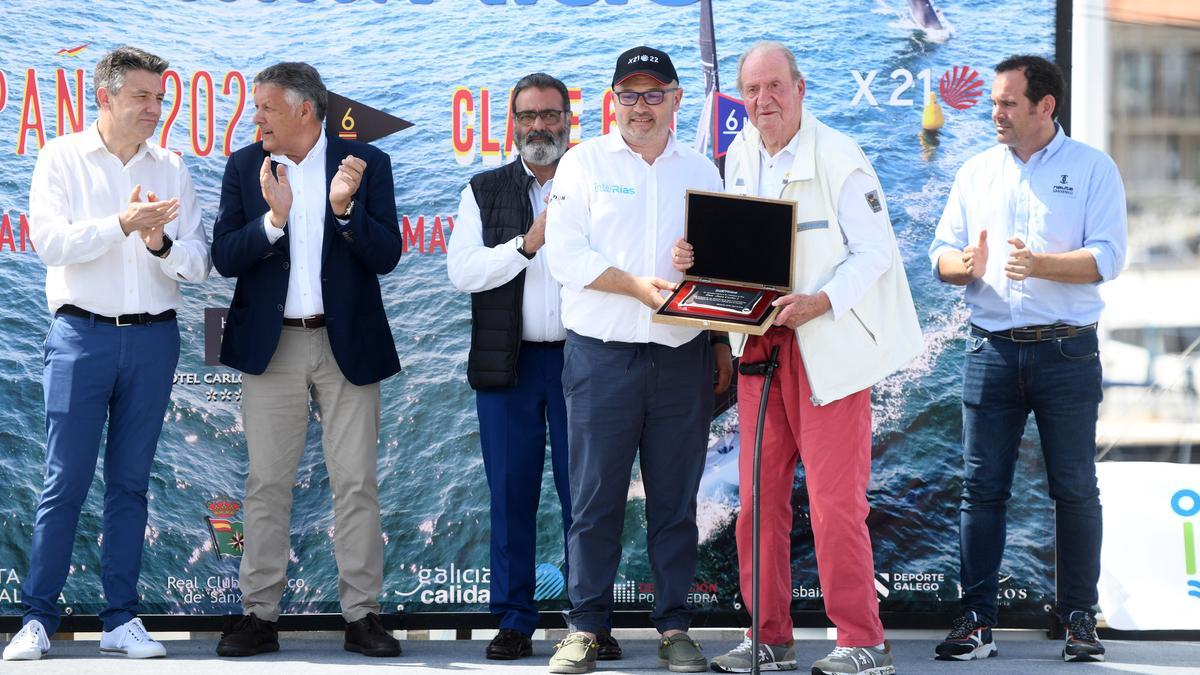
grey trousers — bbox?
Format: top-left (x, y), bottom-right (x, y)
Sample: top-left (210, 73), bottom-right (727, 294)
top-left (562, 331), bottom-right (713, 634)
top-left (238, 326), bottom-right (383, 622)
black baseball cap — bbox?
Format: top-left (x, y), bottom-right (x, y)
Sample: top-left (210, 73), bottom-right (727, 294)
top-left (612, 46), bottom-right (678, 87)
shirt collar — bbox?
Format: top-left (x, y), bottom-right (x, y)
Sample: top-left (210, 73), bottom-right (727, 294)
top-left (782, 109), bottom-right (818, 182)
top-left (271, 129), bottom-right (327, 168)
top-left (1041, 123), bottom-right (1067, 160)
top-left (519, 157), bottom-right (554, 190)
top-left (758, 124), bottom-right (803, 164)
top-left (1008, 122), bottom-right (1067, 166)
top-left (79, 123), bottom-right (168, 164)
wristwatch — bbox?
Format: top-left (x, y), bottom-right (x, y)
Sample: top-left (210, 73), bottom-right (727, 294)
top-left (515, 235), bottom-right (534, 260)
top-left (336, 200), bottom-right (356, 220)
top-left (147, 234), bottom-right (173, 259)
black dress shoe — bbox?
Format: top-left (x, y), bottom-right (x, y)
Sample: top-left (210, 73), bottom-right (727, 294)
top-left (596, 630), bottom-right (622, 660)
top-left (216, 613), bottom-right (279, 657)
top-left (486, 628), bottom-right (533, 660)
top-left (345, 612), bottom-right (401, 657)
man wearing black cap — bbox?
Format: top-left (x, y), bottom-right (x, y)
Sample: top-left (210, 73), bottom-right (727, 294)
top-left (543, 46), bottom-right (728, 674)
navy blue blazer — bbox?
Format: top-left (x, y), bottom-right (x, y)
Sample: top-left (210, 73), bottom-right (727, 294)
top-left (212, 136), bottom-right (402, 386)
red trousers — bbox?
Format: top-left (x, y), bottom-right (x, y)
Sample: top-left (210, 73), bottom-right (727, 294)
top-left (736, 327), bottom-right (884, 647)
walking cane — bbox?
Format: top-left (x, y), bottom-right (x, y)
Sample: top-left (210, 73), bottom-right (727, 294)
top-left (738, 345), bottom-right (781, 675)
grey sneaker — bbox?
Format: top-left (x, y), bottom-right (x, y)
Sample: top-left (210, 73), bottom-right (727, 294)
top-left (658, 632), bottom-right (707, 672)
top-left (811, 643), bottom-right (895, 675)
top-left (710, 636), bottom-right (797, 672)
top-left (549, 632), bottom-right (597, 674)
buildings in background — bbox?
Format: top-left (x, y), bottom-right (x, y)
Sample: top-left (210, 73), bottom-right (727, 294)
top-left (1073, 0), bottom-right (1200, 459)
top-left (1103, 0), bottom-right (1200, 260)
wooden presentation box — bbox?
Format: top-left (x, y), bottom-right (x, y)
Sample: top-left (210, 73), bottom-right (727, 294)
top-left (654, 190), bottom-right (796, 335)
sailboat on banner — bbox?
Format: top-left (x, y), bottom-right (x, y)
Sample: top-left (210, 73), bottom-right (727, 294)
top-left (693, 0), bottom-right (748, 165)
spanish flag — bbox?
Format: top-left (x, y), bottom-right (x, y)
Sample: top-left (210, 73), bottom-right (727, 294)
top-left (57, 42), bottom-right (91, 57)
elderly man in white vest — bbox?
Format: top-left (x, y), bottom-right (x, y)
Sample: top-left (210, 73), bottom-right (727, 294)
top-left (673, 41), bottom-right (921, 675)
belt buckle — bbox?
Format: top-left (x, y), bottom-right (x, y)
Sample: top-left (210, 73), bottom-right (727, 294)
top-left (115, 314), bottom-right (131, 327)
top-left (302, 317), bottom-right (314, 328)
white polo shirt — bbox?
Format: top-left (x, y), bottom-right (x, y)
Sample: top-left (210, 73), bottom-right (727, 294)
top-left (545, 130), bottom-right (723, 347)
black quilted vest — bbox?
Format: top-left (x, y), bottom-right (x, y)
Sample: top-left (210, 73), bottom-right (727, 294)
top-left (465, 160), bottom-right (536, 390)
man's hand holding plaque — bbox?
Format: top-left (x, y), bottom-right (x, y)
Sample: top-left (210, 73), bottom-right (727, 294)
top-left (772, 292), bottom-right (832, 329)
top-left (653, 191), bottom-right (796, 336)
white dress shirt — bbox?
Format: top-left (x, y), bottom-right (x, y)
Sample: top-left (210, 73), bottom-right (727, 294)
top-left (545, 130), bottom-right (723, 346)
top-left (447, 160), bottom-right (565, 342)
top-left (29, 124), bottom-right (210, 316)
top-left (264, 131), bottom-right (329, 318)
top-left (755, 130), bottom-right (892, 320)
top-left (929, 125), bottom-right (1127, 330)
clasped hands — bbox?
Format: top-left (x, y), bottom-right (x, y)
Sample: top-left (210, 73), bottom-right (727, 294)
top-left (119, 184), bottom-right (178, 251)
top-left (259, 154), bottom-right (367, 229)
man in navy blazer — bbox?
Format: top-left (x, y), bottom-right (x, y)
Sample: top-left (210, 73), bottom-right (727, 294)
top-left (210, 62), bottom-right (402, 659)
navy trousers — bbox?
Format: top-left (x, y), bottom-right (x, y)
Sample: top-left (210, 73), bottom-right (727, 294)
top-left (477, 341), bottom-right (572, 635)
top-left (562, 331), bottom-right (713, 634)
top-left (22, 314), bottom-right (179, 634)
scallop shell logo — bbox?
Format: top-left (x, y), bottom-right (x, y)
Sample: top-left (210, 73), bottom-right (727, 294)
top-left (938, 66), bottom-right (983, 111)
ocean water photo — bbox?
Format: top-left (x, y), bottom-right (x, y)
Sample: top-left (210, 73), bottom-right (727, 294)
top-left (0, 0), bottom-right (1059, 624)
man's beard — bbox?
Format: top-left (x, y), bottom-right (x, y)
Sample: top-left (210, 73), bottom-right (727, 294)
top-left (516, 128), bottom-right (569, 166)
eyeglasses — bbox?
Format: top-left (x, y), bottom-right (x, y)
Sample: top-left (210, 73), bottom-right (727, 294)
top-left (614, 88), bottom-right (678, 106)
top-left (514, 109), bottom-right (565, 124)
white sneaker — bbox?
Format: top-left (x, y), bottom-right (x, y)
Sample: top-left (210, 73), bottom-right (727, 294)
top-left (100, 617), bottom-right (166, 658)
top-left (3, 620), bottom-right (50, 660)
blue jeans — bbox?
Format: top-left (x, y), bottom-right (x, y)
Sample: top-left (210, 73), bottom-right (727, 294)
top-left (959, 328), bottom-right (1102, 626)
top-left (22, 314), bottom-right (179, 634)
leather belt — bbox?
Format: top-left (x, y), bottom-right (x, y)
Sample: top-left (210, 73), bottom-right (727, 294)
top-left (57, 303), bottom-right (176, 327)
top-left (283, 314), bottom-right (326, 328)
top-left (971, 322), bottom-right (1097, 343)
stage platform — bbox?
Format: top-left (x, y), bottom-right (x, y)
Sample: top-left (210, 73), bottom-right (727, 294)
top-left (0, 628), bottom-right (1195, 674)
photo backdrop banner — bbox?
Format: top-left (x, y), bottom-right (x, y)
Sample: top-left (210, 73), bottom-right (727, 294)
top-left (0, 0), bottom-right (1059, 624)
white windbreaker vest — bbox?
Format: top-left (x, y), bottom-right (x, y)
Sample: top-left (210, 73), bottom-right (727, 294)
top-left (725, 110), bottom-right (923, 405)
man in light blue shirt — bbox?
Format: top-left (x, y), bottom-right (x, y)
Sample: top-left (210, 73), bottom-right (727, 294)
top-left (929, 55), bottom-right (1127, 665)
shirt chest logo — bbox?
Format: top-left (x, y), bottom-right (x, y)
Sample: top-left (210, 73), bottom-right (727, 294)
top-left (593, 182), bottom-right (637, 196)
top-left (1052, 173), bottom-right (1075, 197)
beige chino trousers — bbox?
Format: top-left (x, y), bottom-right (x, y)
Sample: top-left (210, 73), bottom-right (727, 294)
top-left (238, 326), bottom-right (383, 622)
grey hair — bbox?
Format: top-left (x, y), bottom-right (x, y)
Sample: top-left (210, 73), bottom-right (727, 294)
top-left (93, 46), bottom-right (168, 105)
top-left (735, 41), bottom-right (804, 93)
top-left (511, 72), bottom-right (571, 115)
top-left (254, 62), bottom-right (328, 121)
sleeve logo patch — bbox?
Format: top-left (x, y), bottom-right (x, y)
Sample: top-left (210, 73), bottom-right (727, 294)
top-left (864, 190), bottom-right (882, 213)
